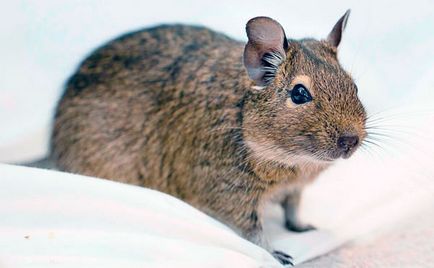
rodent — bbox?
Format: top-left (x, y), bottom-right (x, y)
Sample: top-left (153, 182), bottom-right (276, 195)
top-left (51, 9), bottom-right (366, 265)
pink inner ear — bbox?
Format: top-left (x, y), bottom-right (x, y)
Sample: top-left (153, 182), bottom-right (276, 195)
top-left (244, 17), bottom-right (288, 85)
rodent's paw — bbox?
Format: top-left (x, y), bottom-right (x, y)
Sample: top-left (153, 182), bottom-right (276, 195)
top-left (272, 250), bottom-right (293, 266)
top-left (285, 221), bottom-right (316, 233)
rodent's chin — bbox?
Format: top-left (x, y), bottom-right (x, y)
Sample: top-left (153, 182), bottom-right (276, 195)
top-left (287, 154), bottom-right (335, 166)
top-left (328, 146), bottom-right (359, 160)
top-left (245, 140), bottom-right (334, 167)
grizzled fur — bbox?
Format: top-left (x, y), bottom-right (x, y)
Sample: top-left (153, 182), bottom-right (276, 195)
top-left (52, 11), bottom-right (366, 262)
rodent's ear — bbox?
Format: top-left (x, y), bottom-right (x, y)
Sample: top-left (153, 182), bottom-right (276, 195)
top-left (326, 9), bottom-right (351, 48)
top-left (244, 17), bottom-right (289, 86)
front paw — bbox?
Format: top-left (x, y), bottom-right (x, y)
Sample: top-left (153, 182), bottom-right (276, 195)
top-left (285, 221), bottom-right (316, 233)
top-left (272, 250), bottom-right (293, 266)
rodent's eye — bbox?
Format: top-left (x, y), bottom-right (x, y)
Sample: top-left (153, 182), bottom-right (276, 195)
top-left (289, 84), bottom-right (313, 105)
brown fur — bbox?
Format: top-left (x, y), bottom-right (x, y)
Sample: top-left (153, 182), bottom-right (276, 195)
top-left (52, 11), bottom-right (366, 260)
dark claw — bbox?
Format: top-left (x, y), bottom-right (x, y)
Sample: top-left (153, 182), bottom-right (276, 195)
top-left (273, 251), bottom-right (292, 259)
top-left (285, 221), bottom-right (316, 233)
top-left (272, 250), bottom-right (293, 266)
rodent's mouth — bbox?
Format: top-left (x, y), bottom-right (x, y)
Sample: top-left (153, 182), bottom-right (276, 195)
top-left (302, 139), bottom-right (362, 163)
top-left (303, 148), bottom-right (357, 164)
top-left (325, 143), bottom-right (360, 160)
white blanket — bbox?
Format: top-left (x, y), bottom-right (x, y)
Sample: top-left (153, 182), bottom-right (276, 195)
top-left (0, 163), bottom-right (282, 268)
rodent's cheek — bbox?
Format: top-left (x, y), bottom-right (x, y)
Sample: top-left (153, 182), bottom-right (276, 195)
top-left (304, 133), bottom-right (332, 153)
top-left (280, 127), bottom-right (319, 154)
top-left (296, 120), bottom-right (339, 156)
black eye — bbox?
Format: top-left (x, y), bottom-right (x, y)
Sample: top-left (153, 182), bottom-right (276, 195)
top-left (289, 84), bottom-right (313, 104)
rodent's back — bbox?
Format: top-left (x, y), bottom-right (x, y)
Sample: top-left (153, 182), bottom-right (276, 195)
top-left (52, 25), bottom-right (252, 197)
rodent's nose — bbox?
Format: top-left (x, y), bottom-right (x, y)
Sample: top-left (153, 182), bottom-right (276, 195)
top-left (337, 135), bottom-right (359, 153)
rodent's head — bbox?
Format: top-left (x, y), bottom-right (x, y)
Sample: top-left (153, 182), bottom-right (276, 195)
top-left (242, 10), bottom-right (366, 166)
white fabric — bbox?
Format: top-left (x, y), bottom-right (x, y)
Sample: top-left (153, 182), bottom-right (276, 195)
top-left (0, 164), bottom-right (281, 268)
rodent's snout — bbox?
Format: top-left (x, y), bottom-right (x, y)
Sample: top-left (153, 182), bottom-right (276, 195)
top-left (337, 135), bottom-right (359, 158)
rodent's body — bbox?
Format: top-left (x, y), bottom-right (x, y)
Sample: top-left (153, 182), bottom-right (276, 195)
top-left (54, 24), bottom-right (318, 233)
top-left (52, 12), bottom-right (366, 262)
top-left (54, 25), bottom-right (248, 191)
